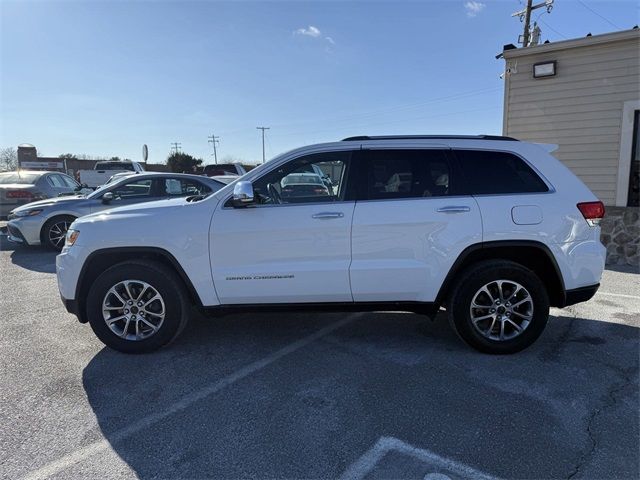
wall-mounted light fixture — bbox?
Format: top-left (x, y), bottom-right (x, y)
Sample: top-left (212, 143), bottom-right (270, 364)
top-left (533, 61), bottom-right (556, 78)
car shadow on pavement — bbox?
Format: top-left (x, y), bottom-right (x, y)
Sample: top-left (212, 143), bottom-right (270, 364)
top-left (81, 312), bottom-right (639, 479)
top-left (605, 263), bottom-right (639, 274)
top-left (7, 243), bottom-right (57, 273)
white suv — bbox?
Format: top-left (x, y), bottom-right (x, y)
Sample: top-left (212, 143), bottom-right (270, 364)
top-left (56, 135), bottom-right (606, 354)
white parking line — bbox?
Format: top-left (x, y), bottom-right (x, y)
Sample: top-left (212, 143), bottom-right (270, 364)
top-left (340, 436), bottom-right (500, 480)
top-left (597, 291), bottom-right (640, 300)
top-left (21, 314), bottom-right (360, 480)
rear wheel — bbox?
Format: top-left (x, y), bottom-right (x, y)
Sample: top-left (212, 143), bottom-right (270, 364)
top-left (42, 215), bottom-right (75, 250)
top-left (447, 260), bottom-right (550, 354)
top-left (86, 260), bottom-right (190, 353)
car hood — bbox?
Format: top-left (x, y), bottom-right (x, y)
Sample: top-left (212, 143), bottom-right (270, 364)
top-left (76, 196), bottom-right (202, 224)
top-left (10, 195), bottom-right (86, 212)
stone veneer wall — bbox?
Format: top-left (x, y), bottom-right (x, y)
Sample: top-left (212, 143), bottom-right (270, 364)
top-left (600, 207), bottom-right (640, 267)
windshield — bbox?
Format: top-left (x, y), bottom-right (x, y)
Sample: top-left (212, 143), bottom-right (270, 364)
top-left (96, 162), bottom-right (135, 171)
top-left (0, 172), bottom-right (40, 184)
top-left (282, 174), bottom-right (323, 186)
top-left (87, 180), bottom-right (123, 198)
top-left (204, 164), bottom-right (240, 176)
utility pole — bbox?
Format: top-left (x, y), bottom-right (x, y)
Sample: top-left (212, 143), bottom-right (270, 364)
top-left (256, 126), bottom-right (270, 164)
top-left (170, 142), bottom-right (182, 154)
top-left (207, 134), bottom-right (220, 164)
top-left (512, 0), bottom-right (553, 47)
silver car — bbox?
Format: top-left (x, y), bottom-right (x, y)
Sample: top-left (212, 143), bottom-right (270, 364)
top-left (7, 172), bottom-right (225, 250)
top-left (0, 170), bottom-right (81, 218)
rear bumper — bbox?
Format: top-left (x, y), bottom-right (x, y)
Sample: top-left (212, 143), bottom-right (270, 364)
top-left (563, 283), bottom-right (599, 307)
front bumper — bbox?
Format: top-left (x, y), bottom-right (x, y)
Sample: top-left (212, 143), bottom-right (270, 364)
top-left (61, 295), bottom-right (79, 316)
top-left (6, 223), bottom-right (27, 244)
top-left (7, 216), bottom-right (44, 246)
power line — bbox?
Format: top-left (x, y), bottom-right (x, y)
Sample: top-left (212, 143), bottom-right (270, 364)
top-left (538, 18), bottom-right (567, 39)
top-left (256, 126), bottom-right (270, 164)
top-left (170, 142), bottom-right (181, 154)
top-left (577, 0), bottom-right (621, 30)
top-left (207, 134), bottom-right (220, 164)
top-left (216, 86), bottom-right (502, 138)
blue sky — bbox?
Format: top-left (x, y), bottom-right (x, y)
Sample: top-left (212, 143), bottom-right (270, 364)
top-left (1, 0), bottom-right (637, 164)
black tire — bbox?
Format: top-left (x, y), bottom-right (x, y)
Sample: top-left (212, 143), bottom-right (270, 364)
top-left (86, 260), bottom-right (190, 353)
top-left (447, 260), bottom-right (550, 354)
top-left (42, 215), bottom-right (76, 250)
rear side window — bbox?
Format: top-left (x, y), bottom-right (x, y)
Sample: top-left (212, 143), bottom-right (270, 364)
top-left (455, 150), bottom-right (548, 195)
top-left (364, 149), bottom-right (452, 200)
top-left (47, 174), bottom-right (67, 188)
top-left (163, 178), bottom-right (211, 196)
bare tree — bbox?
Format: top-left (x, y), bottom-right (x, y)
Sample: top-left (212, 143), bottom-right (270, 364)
top-left (0, 147), bottom-right (18, 171)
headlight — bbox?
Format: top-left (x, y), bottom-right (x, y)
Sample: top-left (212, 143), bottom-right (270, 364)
top-left (12, 209), bottom-right (43, 217)
top-left (65, 229), bottom-right (80, 247)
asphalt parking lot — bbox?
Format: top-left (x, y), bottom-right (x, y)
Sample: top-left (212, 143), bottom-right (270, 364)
top-left (0, 224), bottom-right (638, 480)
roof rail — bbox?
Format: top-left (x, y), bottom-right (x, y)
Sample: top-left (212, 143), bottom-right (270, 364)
top-left (341, 135), bottom-right (519, 142)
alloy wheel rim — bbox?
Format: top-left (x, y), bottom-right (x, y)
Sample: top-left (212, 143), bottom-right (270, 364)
top-left (469, 279), bottom-right (534, 341)
top-left (102, 280), bottom-right (165, 341)
top-left (49, 221), bottom-right (70, 248)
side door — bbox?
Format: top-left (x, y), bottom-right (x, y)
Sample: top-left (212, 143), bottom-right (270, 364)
top-left (350, 147), bottom-right (482, 303)
top-left (211, 150), bottom-right (356, 304)
top-left (90, 177), bottom-right (162, 213)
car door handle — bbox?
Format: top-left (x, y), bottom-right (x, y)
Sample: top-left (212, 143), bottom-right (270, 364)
top-left (437, 206), bottom-right (471, 213)
top-left (312, 212), bottom-right (344, 219)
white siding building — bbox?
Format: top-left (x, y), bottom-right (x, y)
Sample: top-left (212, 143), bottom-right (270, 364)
top-left (502, 28), bottom-right (640, 266)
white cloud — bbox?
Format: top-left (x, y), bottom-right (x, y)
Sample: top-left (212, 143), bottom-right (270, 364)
top-left (294, 26), bottom-right (336, 51)
top-left (464, 1), bottom-right (486, 18)
top-left (294, 25), bottom-right (321, 38)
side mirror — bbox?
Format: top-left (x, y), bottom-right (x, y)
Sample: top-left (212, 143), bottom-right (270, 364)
top-left (102, 192), bottom-right (114, 204)
top-left (232, 181), bottom-right (255, 207)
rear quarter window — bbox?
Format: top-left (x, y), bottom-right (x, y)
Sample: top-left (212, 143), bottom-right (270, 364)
top-left (454, 150), bottom-right (549, 195)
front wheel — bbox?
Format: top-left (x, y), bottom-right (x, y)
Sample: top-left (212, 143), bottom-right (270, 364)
top-left (447, 260), bottom-right (550, 354)
top-left (42, 215), bottom-right (76, 250)
top-left (86, 260), bottom-right (190, 353)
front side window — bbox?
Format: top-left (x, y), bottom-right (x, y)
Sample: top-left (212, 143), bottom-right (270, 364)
top-left (455, 150), bottom-right (549, 195)
top-left (251, 151), bottom-right (351, 205)
top-left (364, 149), bottom-right (452, 200)
top-left (110, 179), bottom-right (154, 200)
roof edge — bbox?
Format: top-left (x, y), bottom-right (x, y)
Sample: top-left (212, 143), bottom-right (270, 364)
top-left (503, 28), bottom-right (640, 59)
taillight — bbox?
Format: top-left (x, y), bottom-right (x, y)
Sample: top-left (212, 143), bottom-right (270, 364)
top-left (6, 190), bottom-right (34, 199)
top-left (577, 201), bottom-right (605, 226)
